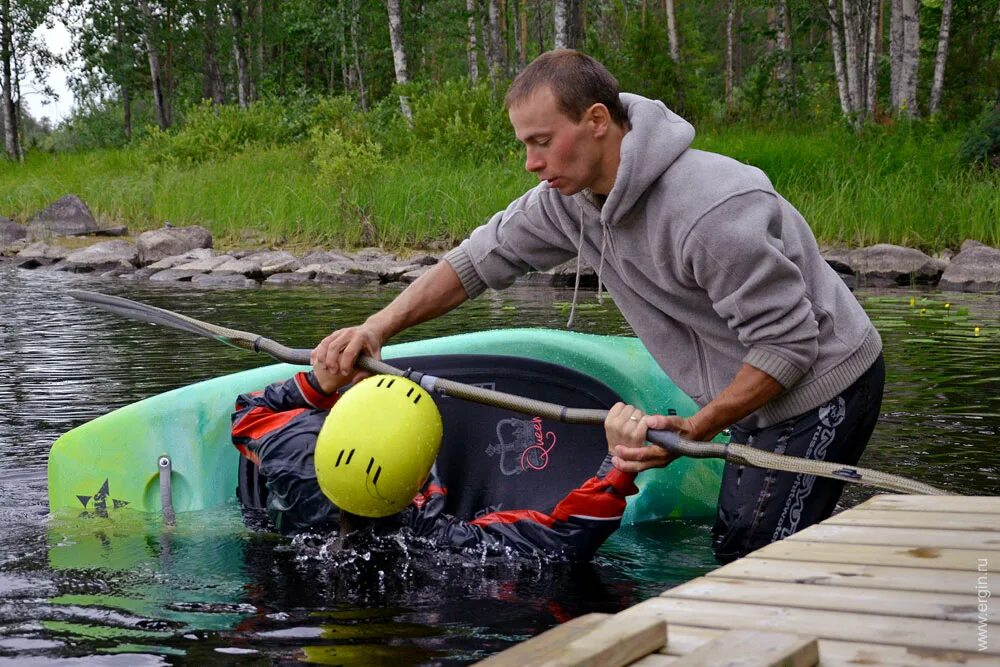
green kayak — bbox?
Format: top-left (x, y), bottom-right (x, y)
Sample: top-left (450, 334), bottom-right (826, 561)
top-left (48, 328), bottom-right (723, 525)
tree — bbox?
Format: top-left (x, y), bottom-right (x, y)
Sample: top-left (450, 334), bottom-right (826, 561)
top-left (1, 0), bottom-right (52, 159)
top-left (386, 0), bottom-right (412, 119)
top-left (229, 0), bottom-right (252, 108)
top-left (554, 0), bottom-right (567, 48)
top-left (929, 0), bottom-right (954, 116)
top-left (138, 0), bottom-right (170, 128)
top-left (826, 0), bottom-right (880, 122)
top-left (890, 0), bottom-right (920, 115)
top-left (467, 0), bottom-right (480, 82)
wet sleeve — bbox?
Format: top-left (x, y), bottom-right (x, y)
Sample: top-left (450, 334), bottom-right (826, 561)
top-left (404, 455), bottom-right (638, 561)
top-left (683, 190), bottom-right (820, 388)
top-left (231, 372), bottom-right (339, 462)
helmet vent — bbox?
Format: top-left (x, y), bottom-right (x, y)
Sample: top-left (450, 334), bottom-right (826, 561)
top-left (345, 448), bottom-right (355, 465)
top-left (377, 378), bottom-right (385, 387)
top-left (413, 393), bottom-right (421, 404)
top-left (366, 457), bottom-right (374, 474)
top-left (372, 466), bottom-right (382, 485)
top-left (335, 450), bottom-right (344, 467)
top-left (386, 379), bottom-right (396, 389)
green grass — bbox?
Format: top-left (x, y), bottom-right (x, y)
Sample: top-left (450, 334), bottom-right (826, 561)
top-left (1, 124), bottom-right (996, 252)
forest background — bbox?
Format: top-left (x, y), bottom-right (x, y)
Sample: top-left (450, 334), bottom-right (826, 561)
top-left (0, 0), bottom-right (997, 252)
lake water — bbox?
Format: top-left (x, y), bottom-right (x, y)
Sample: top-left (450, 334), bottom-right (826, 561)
top-left (1, 261), bottom-right (997, 664)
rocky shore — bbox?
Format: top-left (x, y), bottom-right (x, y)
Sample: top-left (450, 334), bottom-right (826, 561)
top-left (3, 195), bottom-right (999, 293)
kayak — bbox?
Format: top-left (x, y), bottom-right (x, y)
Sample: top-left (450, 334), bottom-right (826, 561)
top-left (47, 328), bottom-right (724, 525)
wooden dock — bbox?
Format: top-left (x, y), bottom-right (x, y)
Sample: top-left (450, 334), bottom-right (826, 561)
top-left (477, 494), bottom-right (997, 666)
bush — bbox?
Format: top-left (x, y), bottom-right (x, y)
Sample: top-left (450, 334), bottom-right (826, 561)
top-left (142, 99), bottom-right (305, 164)
top-left (403, 80), bottom-right (520, 163)
top-left (308, 127), bottom-right (384, 186)
top-left (958, 106), bottom-right (1000, 170)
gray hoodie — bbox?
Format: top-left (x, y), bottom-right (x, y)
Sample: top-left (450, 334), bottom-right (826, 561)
top-left (444, 93), bottom-right (882, 429)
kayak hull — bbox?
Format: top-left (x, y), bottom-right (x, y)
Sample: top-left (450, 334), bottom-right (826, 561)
top-left (47, 328), bottom-right (723, 524)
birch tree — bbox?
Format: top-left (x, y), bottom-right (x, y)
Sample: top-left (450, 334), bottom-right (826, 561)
top-left (487, 0), bottom-right (504, 83)
top-left (349, 0), bottom-right (367, 110)
top-left (1, 0), bottom-right (19, 159)
top-left (725, 0), bottom-right (736, 114)
top-left (665, 0), bottom-right (680, 64)
top-left (230, 1), bottom-right (251, 108)
top-left (826, 0), bottom-right (880, 122)
top-left (385, 0), bottom-right (412, 120)
top-left (929, 0), bottom-right (954, 116)
top-left (890, 0), bottom-right (920, 115)
top-left (138, 0), bottom-right (170, 129)
top-left (554, 0), bottom-right (567, 49)
top-left (466, 0), bottom-right (479, 83)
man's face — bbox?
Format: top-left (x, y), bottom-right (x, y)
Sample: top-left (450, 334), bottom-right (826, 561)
top-left (509, 86), bottom-right (604, 196)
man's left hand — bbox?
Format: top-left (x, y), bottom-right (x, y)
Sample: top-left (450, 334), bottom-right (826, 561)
top-left (611, 413), bottom-right (705, 473)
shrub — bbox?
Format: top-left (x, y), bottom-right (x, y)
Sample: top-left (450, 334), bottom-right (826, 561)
top-left (308, 127), bottom-right (384, 186)
top-left (958, 106), bottom-right (1000, 170)
top-left (142, 99), bottom-right (304, 164)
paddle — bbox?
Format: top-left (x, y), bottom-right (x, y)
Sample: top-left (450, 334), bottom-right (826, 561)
top-left (68, 289), bottom-right (946, 496)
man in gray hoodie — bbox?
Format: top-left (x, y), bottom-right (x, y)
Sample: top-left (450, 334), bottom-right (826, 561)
top-left (312, 50), bottom-right (885, 564)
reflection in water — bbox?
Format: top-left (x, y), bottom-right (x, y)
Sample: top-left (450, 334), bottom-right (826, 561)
top-left (1, 262), bottom-right (998, 662)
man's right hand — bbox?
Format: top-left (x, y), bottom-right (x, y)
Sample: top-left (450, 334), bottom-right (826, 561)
top-left (311, 324), bottom-right (384, 377)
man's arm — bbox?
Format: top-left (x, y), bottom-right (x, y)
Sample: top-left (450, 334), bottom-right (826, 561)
top-left (311, 260), bottom-right (469, 376)
top-left (611, 364), bottom-right (784, 473)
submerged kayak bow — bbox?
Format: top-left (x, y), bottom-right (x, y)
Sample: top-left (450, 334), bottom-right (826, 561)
top-left (68, 289), bottom-right (946, 496)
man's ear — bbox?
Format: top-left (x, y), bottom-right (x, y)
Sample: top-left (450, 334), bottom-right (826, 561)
top-left (587, 103), bottom-right (611, 138)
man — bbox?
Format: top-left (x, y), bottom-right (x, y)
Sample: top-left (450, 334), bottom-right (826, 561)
top-left (231, 359), bottom-right (645, 562)
top-left (312, 50), bottom-right (884, 563)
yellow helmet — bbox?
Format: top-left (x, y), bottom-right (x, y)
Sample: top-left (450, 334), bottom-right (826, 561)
top-left (314, 374), bottom-right (442, 517)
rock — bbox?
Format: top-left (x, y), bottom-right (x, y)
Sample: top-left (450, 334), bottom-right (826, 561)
top-left (850, 244), bottom-right (946, 287)
top-left (148, 269), bottom-right (200, 282)
top-left (190, 274), bottom-right (258, 288)
top-left (137, 225), bottom-right (213, 266)
top-left (939, 244), bottom-right (1000, 293)
top-left (0, 218), bottom-right (27, 245)
top-left (1, 237), bottom-right (28, 257)
top-left (314, 262), bottom-right (373, 285)
top-left (149, 254), bottom-right (232, 282)
top-left (346, 261), bottom-right (421, 283)
top-left (91, 225), bottom-right (129, 237)
top-left (406, 253), bottom-right (439, 266)
top-left (265, 272), bottom-right (316, 285)
top-left (58, 240), bottom-right (138, 274)
top-left (174, 255), bottom-right (233, 272)
top-left (245, 250), bottom-right (301, 276)
top-left (960, 239), bottom-right (986, 252)
top-left (16, 241), bottom-right (71, 268)
top-left (26, 195), bottom-right (100, 238)
top-left (146, 248), bottom-right (216, 270)
top-left (543, 258), bottom-right (598, 288)
top-left (353, 247), bottom-right (397, 262)
top-left (400, 266), bottom-right (432, 283)
top-left (299, 249), bottom-right (351, 265)
top-left (820, 246), bottom-right (855, 274)
top-left (211, 257), bottom-right (263, 279)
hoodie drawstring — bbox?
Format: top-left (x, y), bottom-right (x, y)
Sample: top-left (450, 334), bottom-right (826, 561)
top-left (566, 201), bottom-right (608, 329)
top-left (565, 206), bottom-right (587, 329)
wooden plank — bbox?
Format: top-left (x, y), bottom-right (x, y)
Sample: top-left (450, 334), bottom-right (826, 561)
top-left (858, 495), bottom-right (1000, 514)
top-left (747, 540), bottom-right (1000, 570)
top-left (474, 613), bottom-right (609, 666)
top-left (786, 522), bottom-right (1000, 550)
top-left (669, 630), bottom-right (817, 667)
top-left (657, 624), bottom-right (998, 666)
top-left (708, 557), bottom-right (982, 594)
top-left (629, 655), bottom-right (676, 666)
top-left (538, 614), bottom-right (666, 667)
top-left (825, 509), bottom-right (1000, 531)
top-left (621, 596), bottom-right (998, 655)
top-left (666, 577), bottom-right (979, 622)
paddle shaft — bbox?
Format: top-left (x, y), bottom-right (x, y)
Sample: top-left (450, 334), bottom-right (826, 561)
top-left (67, 290), bottom-right (946, 495)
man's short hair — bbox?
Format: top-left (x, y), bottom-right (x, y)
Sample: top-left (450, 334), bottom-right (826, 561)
top-left (505, 50), bottom-right (630, 128)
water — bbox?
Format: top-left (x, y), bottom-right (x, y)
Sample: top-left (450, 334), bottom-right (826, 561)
top-left (1, 262), bottom-right (998, 664)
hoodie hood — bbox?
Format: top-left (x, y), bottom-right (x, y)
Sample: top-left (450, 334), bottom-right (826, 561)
top-left (589, 93), bottom-right (695, 227)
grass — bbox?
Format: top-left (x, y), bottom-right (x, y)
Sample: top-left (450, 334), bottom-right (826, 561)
top-left (1, 123), bottom-right (996, 252)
